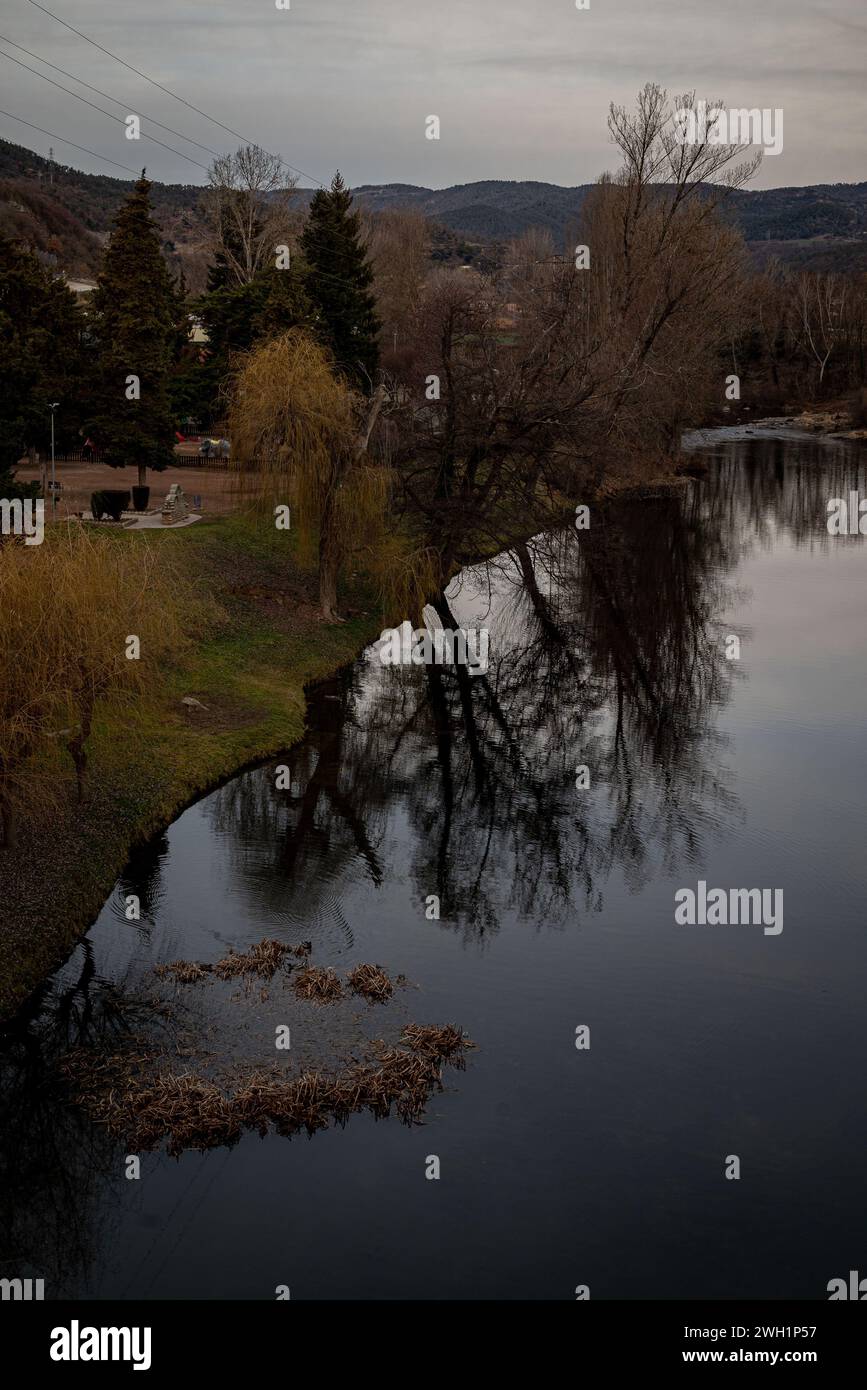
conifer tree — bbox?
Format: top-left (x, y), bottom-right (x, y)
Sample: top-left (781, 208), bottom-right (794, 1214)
top-left (178, 260), bottom-right (312, 427)
top-left (87, 172), bottom-right (177, 488)
top-left (300, 173), bottom-right (380, 392)
top-left (0, 233), bottom-right (85, 494)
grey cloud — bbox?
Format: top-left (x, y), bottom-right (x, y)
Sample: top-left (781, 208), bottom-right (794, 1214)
top-left (0, 0), bottom-right (863, 189)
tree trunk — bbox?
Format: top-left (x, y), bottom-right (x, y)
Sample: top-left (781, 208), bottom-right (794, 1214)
top-left (0, 791), bottom-right (16, 849)
top-left (66, 697), bottom-right (92, 803)
top-left (138, 462), bottom-right (147, 488)
top-left (318, 486), bottom-right (342, 622)
top-left (317, 385), bottom-right (386, 622)
top-left (67, 732), bottom-right (88, 803)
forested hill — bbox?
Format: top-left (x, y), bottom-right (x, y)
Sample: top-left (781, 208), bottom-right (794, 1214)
top-left (0, 138), bottom-right (206, 280)
top-left (2, 136), bottom-right (866, 281)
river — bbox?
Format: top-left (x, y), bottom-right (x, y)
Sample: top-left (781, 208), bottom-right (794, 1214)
top-left (3, 425), bottom-right (867, 1300)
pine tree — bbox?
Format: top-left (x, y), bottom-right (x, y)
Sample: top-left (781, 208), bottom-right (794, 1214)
top-left (87, 172), bottom-right (177, 488)
top-left (300, 173), bottom-right (380, 392)
top-left (179, 260), bottom-right (312, 428)
top-left (0, 232), bottom-right (85, 493)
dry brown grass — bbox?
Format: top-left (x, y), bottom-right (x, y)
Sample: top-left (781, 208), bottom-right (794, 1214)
top-left (62, 1023), bottom-right (476, 1155)
top-left (347, 962), bottom-right (395, 1003)
top-left (213, 938), bottom-right (296, 980)
top-left (400, 1023), bottom-right (473, 1061)
top-left (153, 961), bottom-right (213, 984)
top-left (0, 524), bottom-right (203, 843)
top-left (153, 939), bottom-right (312, 988)
top-left (291, 965), bottom-right (344, 1003)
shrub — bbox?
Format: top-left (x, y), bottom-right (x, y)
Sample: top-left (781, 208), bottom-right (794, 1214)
top-left (90, 489), bottom-right (130, 522)
top-left (0, 525), bottom-right (202, 842)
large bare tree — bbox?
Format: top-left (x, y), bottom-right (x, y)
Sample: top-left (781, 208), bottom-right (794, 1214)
top-left (204, 145), bottom-right (299, 286)
top-left (382, 84), bottom-right (759, 585)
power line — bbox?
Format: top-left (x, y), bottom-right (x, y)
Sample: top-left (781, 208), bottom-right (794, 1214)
top-left (0, 32), bottom-right (222, 160)
top-left (0, 107), bottom-right (366, 300)
top-left (0, 47), bottom-right (211, 172)
top-left (0, 106), bottom-right (139, 174)
top-left (24, 0), bottom-right (328, 188)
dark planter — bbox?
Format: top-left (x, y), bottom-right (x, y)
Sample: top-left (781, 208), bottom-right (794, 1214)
top-left (90, 489), bottom-right (130, 522)
top-left (132, 485), bottom-right (151, 512)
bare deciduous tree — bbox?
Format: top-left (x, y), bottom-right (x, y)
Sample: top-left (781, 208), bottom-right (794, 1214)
top-left (362, 208), bottom-right (430, 368)
top-left (795, 271), bottom-right (849, 386)
top-left (204, 145), bottom-right (299, 286)
top-left (382, 86), bottom-right (756, 584)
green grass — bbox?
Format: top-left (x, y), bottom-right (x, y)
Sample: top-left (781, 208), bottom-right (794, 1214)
top-left (0, 512), bottom-right (382, 1022)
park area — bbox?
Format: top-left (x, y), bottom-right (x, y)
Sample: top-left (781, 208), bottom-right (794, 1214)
top-left (15, 457), bottom-right (262, 519)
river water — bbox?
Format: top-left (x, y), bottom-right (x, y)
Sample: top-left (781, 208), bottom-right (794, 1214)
top-left (3, 427), bottom-right (867, 1300)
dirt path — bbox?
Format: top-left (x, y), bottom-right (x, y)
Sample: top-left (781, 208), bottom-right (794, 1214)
top-left (16, 460), bottom-right (263, 518)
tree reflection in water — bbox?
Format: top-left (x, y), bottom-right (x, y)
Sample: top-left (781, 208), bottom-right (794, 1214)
top-left (207, 479), bottom-right (754, 939)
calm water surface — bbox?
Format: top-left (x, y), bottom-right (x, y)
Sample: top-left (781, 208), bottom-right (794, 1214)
top-left (3, 427), bottom-right (867, 1300)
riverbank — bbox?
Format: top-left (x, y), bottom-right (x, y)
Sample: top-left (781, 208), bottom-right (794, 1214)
top-left (753, 406), bottom-right (867, 440)
top-left (0, 514), bottom-right (382, 1024)
top-left (0, 411), bottom-right (844, 1024)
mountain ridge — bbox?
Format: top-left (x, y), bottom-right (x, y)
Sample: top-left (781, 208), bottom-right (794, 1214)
top-left (2, 137), bottom-right (866, 281)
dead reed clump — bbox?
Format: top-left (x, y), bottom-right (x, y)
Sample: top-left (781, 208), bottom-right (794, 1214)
top-left (400, 1023), bottom-right (475, 1064)
top-left (291, 965), bottom-right (344, 1003)
top-left (347, 963), bottom-right (395, 1003)
top-left (153, 960), bottom-right (213, 984)
top-left (63, 1020), bottom-right (476, 1154)
top-left (134, 1074), bottom-right (244, 1154)
top-left (214, 938), bottom-right (295, 980)
top-left (354, 1049), bottom-right (443, 1122)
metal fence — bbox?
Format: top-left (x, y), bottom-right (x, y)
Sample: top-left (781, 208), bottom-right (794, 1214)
top-left (47, 451), bottom-right (107, 464)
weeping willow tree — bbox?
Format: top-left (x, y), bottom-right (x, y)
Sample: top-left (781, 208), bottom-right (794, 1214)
top-left (229, 329), bottom-right (436, 621)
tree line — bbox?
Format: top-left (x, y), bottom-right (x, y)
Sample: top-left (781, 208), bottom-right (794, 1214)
top-left (3, 85), bottom-right (867, 617)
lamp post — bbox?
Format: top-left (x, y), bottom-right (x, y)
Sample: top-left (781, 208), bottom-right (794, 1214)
top-left (49, 403), bottom-right (59, 517)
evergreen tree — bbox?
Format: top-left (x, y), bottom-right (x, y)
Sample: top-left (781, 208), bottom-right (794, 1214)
top-left (87, 173), bottom-right (177, 488)
top-left (300, 173), bottom-right (380, 392)
top-left (0, 232), bottom-right (86, 495)
top-left (176, 260), bottom-right (312, 427)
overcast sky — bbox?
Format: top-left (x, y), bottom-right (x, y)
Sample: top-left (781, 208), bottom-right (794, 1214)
top-left (1, 0), bottom-right (864, 189)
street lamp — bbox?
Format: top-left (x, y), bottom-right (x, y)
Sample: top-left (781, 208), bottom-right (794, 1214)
top-left (49, 403), bottom-right (59, 517)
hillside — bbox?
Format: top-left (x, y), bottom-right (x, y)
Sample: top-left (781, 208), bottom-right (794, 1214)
top-left (2, 137), bottom-right (866, 281)
top-left (348, 178), bottom-right (867, 268)
top-left (0, 138), bottom-right (209, 283)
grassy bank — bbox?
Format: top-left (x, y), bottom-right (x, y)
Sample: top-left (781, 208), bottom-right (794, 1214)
top-left (0, 513), bottom-right (381, 1023)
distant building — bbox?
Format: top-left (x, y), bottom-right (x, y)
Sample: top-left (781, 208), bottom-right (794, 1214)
top-left (64, 278), bottom-right (98, 297)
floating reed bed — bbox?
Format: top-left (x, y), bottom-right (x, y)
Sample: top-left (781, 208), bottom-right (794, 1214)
top-left (153, 961), bottom-right (212, 984)
top-left (347, 963), bottom-right (395, 1002)
top-left (291, 965), bottom-right (344, 1002)
top-left (153, 938), bottom-right (312, 986)
top-left (61, 1024), bottom-right (475, 1155)
top-left (214, 939), bottom-right (298, 980)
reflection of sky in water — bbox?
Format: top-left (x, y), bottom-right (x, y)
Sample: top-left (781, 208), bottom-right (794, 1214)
top-left (5, 431), bottom-right (867, 1301)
